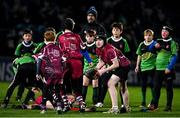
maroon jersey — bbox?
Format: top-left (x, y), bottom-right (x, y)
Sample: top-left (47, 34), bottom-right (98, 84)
top-left (58, 32), bottom-right (84, 59)
top-left (58, 32), bottom-right (84, 79)
top-left (40, 43), bottom-right (67, 85)
top-left (96, 44), bottom-right (130, 67)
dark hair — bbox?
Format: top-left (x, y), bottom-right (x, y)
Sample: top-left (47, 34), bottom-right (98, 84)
top-left (84, 29), bottom-right (95, 36)
top-left (95, 34), bottom-right (106, 40)
top-left (111, 22), bottom-right (123, 31)
top-left (22, 28), bottom-right (33, 35)
top-left (62, 18), bottom-right (75, 31)
top-left (95, 34), bottom-right (107, 46)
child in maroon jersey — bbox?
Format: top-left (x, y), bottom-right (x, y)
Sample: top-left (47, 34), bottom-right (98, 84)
top-left (57, 18), bottom-right (86, 112)
top-left (36, 30), bottom-right (69, 114)
top-left (95, 34), bottom-right (131, 114)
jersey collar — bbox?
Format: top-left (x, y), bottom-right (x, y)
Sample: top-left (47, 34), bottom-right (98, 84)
top-left (22, 41), bottom-right (33, 47)
top-left (111, 36), bottom-right (122, 42)
top-left (143, 40), bottom-right (154, 46)
top-left (163, 37), bottom-right (172, 42)
top-left (85, 41), bottom-right (96, 47)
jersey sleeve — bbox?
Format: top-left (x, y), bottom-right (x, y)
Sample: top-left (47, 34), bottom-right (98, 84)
top-left (107, 48), bottom-right (117, 61)
top-left (171, 40), bottom-right (178, 55)
top-left (123, 39), bottom-right (130, 53)
top-left (14, 43), bottom-right (22, 57)
top-left (136, 42), bottom-right (143, 55)
top-left (33, 42), bottom-right (45, 54)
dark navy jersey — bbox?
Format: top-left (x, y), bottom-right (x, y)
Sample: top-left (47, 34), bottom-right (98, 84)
top-left (85, 42), bottom-right (96, 55)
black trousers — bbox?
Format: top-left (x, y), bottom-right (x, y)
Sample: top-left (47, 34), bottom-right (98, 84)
top-left (140, 69), bottom-right (155, 104)
top-left (3, 63), bottom-right (36, 105)
top-left (153, 70), bottom-right (174, 108)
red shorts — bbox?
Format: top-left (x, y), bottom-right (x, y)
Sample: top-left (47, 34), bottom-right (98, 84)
top-left (68, 59), bottom-right (83, 79)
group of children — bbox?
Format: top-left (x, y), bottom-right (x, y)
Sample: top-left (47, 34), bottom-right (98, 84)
top-left (1, 15), bottom-right (178, 114)
top-left (135, 26), bottom-right (178, 112)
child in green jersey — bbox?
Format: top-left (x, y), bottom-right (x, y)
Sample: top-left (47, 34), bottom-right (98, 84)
top-left (135, 29), bottom-right (156, 111)
top-left (82, 30), bottom-right (99, 107)
top-left (1, 29), bottom-right (37, 108)
top-left (149, 26), bottom-right (178, 111)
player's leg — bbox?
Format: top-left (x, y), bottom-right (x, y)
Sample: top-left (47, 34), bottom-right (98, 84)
top-left (72, 77), bottom-right (86, 112)
top-left (150, 70), bottom-right (164, 110)
top-left (95, 72), bottom-right (110, 107)
top-left (1, 65), bottom-right (24, 108)
top-left (164, 73), bottom-right (174, 111)
top-left (120, 80), bottom-right (130, 112)
top-left (16, 83), bottom-right (25, 101)
top-left (149, 69), bottom-right (155, 106)
top-left (82, 75), bottom-right (90, 102)
top-left (140, 71), bottom-right (148, 107)
top-left (106, 74), bottom-right (120, 113)
top-left (92, 79), bottom-right (98, 105)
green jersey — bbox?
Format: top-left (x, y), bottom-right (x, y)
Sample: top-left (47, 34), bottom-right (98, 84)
top-left (33, 42), bottom-right (46, 54)
top-left (14, 41), bottom-right (37, 65)
top-left (156, 38), bottom-right (178, 70)
top-left (107, 36), bottom-right (130, 54)
top-left (136, 40), bottom-right (156, 71)
top-left (83, 42), bottom-right (98, 74)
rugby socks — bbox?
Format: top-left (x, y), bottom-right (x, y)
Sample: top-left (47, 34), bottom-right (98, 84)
top-left (82, 86), bottom-right (88, 102)
top-left (93, 87), bottom-right (99, 104)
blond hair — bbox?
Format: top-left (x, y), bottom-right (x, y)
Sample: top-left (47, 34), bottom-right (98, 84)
top-left (144, 29), bottom-right (154, 36)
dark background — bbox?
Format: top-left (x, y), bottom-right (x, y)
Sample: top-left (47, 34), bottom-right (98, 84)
top-left (0, 0), bottom-right (180, 61)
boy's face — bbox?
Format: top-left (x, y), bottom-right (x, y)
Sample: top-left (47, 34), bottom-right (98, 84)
top-left (96, 39), bottom-right (104, 48)
top-left (86, 34), bottom-right (95, 43)
top-left (161, 29), bottom-right (169, 39)
top-left (112, 27), bottom-right (122, 38)
top-left (23, 33), bottom-right (32, 42)
top-left (144, 33), bottom-right (153, 42)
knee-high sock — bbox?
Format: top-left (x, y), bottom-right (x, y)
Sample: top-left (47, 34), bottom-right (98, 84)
top-left (82, 86), bottom-right (88, 102)
top-left (141, 86), bottom-right (146, 104)
top-left (93, 87), bottom-right (99, 104)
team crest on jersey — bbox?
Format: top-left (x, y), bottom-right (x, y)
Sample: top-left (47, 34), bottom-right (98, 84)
top-left (166, 45), bottom-right (170, 49)
top-left (119, 44), bottom-right (123, 49)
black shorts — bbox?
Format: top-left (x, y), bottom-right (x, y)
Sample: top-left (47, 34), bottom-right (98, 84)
top-left (110, 65), bottom-right (130, 81)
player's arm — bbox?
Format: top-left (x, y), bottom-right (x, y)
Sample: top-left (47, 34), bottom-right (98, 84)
top-left (98, 57), bottom-right (119, 76)
top-left (166, 41), bottom-right (178, 73)
top-left (96, 58), bottom-right (105, 70)
top-left (81, 49), bottom-right (92, 63)
top-left (14, 44), bottom-right (22, 57)
top-left (135, 55), bottom-right (141, 73)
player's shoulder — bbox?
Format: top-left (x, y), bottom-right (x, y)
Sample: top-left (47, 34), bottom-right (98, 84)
top-left (121, 37), bottom-right (128, 42)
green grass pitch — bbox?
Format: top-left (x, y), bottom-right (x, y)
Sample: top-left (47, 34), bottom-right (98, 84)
top-left (0, 82), bottom-right (180, 117)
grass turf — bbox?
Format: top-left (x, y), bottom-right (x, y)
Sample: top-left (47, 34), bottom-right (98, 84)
top-left (0, 81), bottom-right (180, 117)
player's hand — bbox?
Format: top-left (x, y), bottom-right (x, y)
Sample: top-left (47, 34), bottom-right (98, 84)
top-left (32, 87), bottom-right (40, 93)
top-left (97, 69), bottom-right (105, 76)
top-left (89, 62), bottom-right (93, 67)
top-left (165, 68), bottom-right (171, 74)
top-left (62, 56), bottom-right (67, 62)
top-left (36, 74), bottom-right (42, 81)
top-left (155, 43), bottom-right (160, 48)
top-left (135, 66), bottom-right (139, 73)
